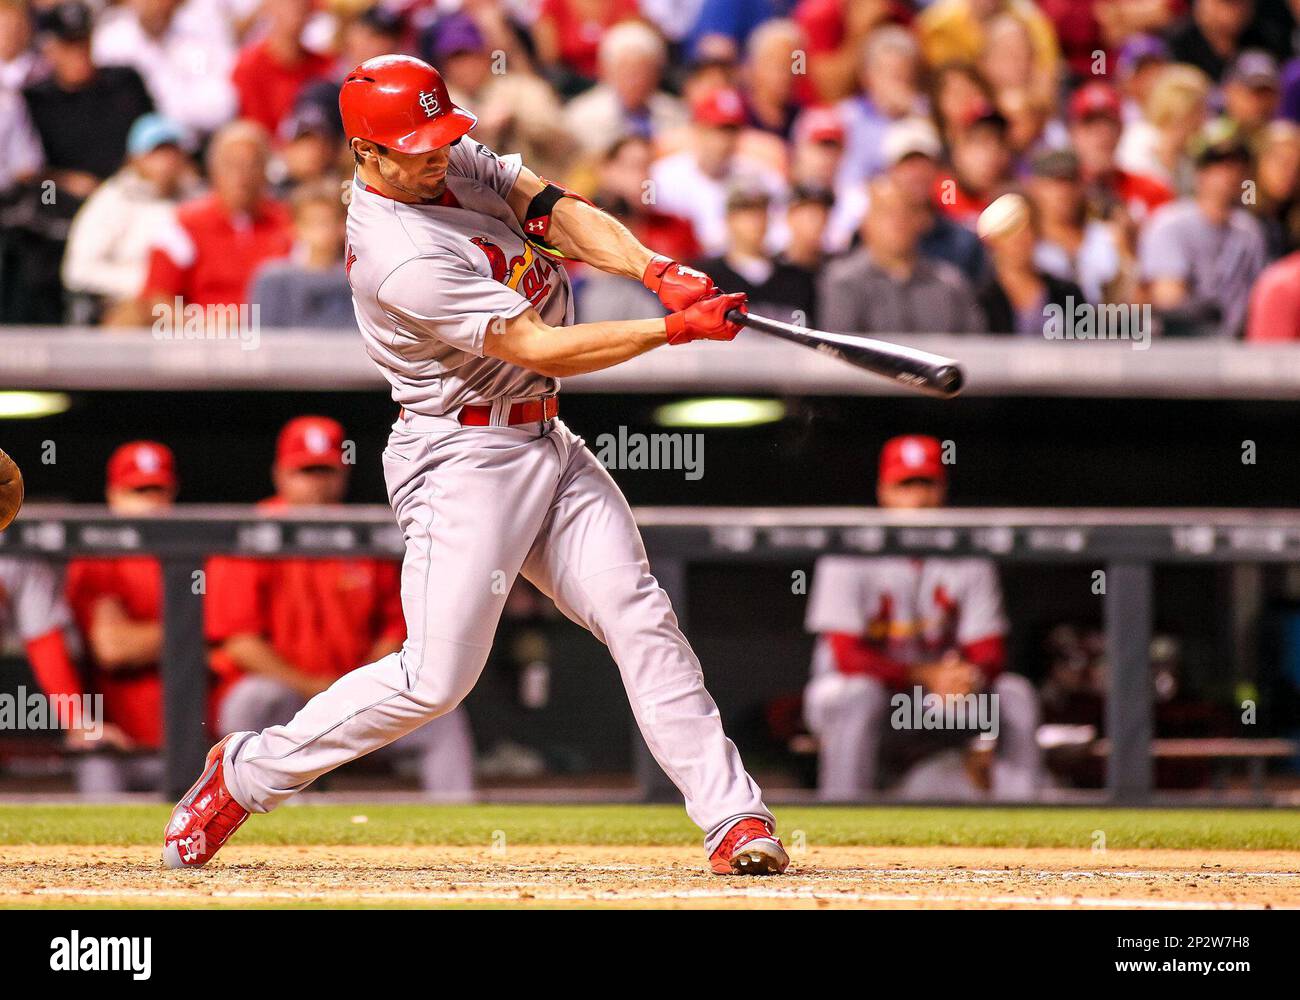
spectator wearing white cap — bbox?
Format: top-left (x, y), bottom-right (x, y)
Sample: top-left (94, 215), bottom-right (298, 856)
top-left (562, 21), bottom-right (686, 158)
top-left (62, 112), bottom-right (201, 324)
top-left (883, 117), bottom-right (986, 284)
top-left (93, 0), bottom-right (238, 138)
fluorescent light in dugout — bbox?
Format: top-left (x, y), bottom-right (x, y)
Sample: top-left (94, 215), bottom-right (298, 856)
top-left (653, 398), bottom-right (785, 428)
top-left (0, 392), bottom-right (71, 418)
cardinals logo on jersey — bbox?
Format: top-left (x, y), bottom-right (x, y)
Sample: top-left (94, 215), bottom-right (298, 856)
top-left (470, 236), bottom-right (555, 309)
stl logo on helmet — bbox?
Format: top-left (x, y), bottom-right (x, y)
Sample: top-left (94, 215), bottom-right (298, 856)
top-left (418, 90), bottom-right (442, 118)
top-left (470, 237), bottom-right (554, 309)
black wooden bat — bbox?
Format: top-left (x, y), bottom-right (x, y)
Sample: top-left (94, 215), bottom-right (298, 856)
top-left (727, 310), bottom-right (965, 399)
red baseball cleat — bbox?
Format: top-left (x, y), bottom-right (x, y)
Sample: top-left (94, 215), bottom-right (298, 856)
top-left (161, 735), bottom-right (249, 869)
top-left (709, 818), bottom-right (790, 875)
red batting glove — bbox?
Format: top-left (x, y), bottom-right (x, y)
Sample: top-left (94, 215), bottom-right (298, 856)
top-left (642, 254), bottom-right (717, 311)
top-left (664, 292), bottom-right (748, 345)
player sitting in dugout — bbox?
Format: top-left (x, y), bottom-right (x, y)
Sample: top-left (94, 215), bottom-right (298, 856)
top-left (803, 435), bottom-right (1043, 801)
top-left (204, 416), bottom-right (474, 799)
top-left (63, 441), bottom-right (183, 795)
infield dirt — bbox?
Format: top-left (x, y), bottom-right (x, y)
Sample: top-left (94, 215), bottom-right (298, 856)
top-left (2, 844), bottom-right (1297, 909)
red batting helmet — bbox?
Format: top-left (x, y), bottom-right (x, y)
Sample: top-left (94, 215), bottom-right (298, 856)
top-left (339, 54), bottom-right (477, 154)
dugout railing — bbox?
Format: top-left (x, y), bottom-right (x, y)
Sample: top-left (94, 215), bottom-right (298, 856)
top-left (4, 503), bottom-right (1298, 800)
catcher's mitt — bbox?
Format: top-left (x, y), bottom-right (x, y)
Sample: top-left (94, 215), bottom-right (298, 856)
top-left (0, 448), bottom-right (23, 532)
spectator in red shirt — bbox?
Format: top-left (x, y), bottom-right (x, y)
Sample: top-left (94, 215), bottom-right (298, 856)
top-left (578, 134), bottom-right (700, 322)
top-left (64, 441), bottom-right (179, 795)
top-left (937, 107), bottom-right (1014, 229)
top-left (1246, 249), bottom-right (1300, 340)
top-left (206, 416), bottom-right (474, 798)
top-left (793, 0), bottom-right (905, 103)
top-left (532, 0), bottom-right (639, 93)
top-left (1036, 0), bottom-right (1107, 81)
top-left (595, 134), bottom-right (699, 261)
top-left (1069, 81), bottom-right (1174, 225)
top-left (142, 119), bottom-right (293, 312)
top-left (231, 0), bottom-right (332, 138)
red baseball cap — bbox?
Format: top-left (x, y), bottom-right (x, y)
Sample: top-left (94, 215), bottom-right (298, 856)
top-left (276, 416), bottom-right (346, 470)
top-left (1069, 82), bottom-right (1122, 123)
top-left (795, 105), bottom-right (845, 144)
top-left (879, 435), bottom-right (946, 486)
top-left (107, 441), bottom-right (177, 490)
top-left (692, 87), bottom-right (748, 127)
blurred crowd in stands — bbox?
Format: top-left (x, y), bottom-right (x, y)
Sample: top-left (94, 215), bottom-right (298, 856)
top-left (6, 0), bottom-right (1300, 338)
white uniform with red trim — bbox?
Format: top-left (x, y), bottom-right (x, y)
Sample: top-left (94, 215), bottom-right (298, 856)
top-left (0, 557), bottom-right (71, 642)
top-left (805, 556), bottom-right (1008, 678)
top-left (220, 138), bottom-right (774, 848)
top-left (803, 555), bottom-right (1041, 800)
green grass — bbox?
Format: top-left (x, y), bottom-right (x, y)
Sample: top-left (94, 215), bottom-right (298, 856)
top-left (0, 803), bottom-right (1298, 851)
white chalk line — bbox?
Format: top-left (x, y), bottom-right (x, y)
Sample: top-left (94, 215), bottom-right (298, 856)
top-left (19, 885), bottom-right (1280, 909)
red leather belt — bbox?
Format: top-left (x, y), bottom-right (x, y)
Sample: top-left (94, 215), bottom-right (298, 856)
top-left (457, 396), bottom-right (559, 426)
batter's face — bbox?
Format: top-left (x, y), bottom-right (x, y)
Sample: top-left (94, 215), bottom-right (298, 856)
top-left (355, 139), bottom-right (456, 202)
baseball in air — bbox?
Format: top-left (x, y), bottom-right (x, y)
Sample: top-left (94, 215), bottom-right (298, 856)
top-left (976, 193), bottom-right (1030, 242)
top-left (0, 448), bottom-right (23, 532)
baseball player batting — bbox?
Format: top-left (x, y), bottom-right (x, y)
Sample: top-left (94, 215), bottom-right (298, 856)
top-left (163, 54), bottom-right (788, 876)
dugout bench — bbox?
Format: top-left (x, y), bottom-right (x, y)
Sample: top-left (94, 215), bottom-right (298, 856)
top-left (3, 504), bottom-right (1298, 801)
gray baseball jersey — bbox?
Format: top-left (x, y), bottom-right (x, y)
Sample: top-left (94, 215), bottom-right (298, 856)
top-left (222, 141), bottom-right (776, 854)
top-left (346, 137), bottom-right (573, 418)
